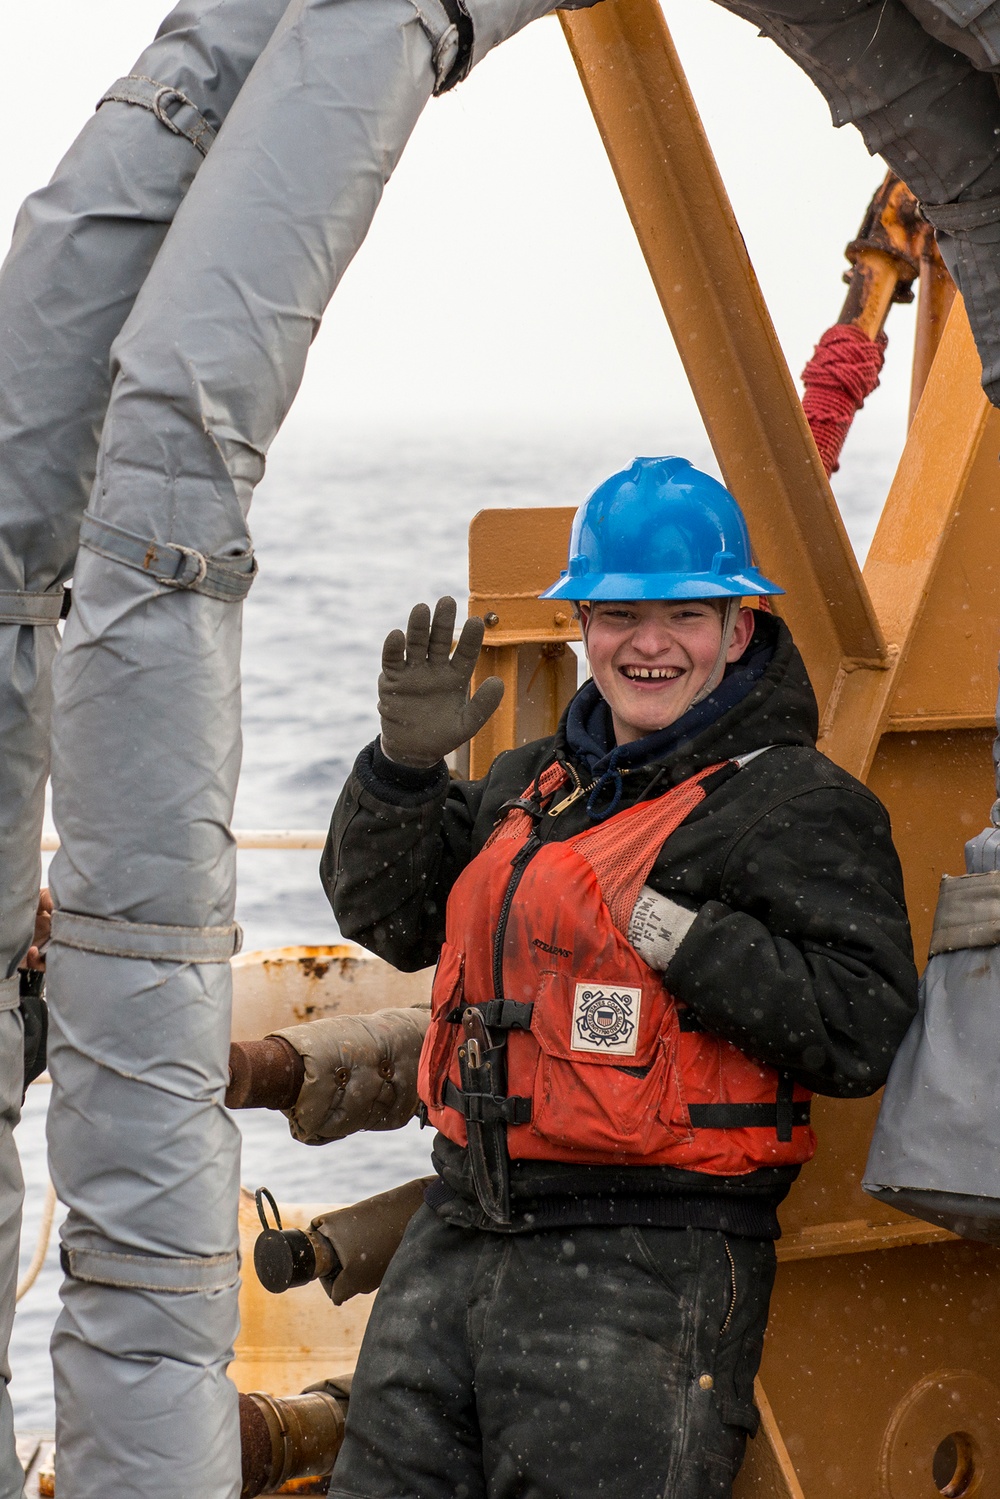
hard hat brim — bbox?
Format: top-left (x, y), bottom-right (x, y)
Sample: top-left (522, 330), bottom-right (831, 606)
top-left (539, 569), bottom-right (785, 601)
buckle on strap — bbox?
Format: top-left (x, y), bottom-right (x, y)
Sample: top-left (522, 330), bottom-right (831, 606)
top-left (433, 0), bottom-right (475, 94)
top-left (0, 590), bottom-right (66, 626)
top-left (444, 1079), bottom-right (531, 1125)
top-left (79, 512), bottom-right (256, 602)
top-left (98, 75), bottom-right (216, 157)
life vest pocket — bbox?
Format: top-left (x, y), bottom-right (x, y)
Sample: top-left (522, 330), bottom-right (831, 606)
top-left (520, 970), bottom-right (691, 1159)
top-left (417, 941), bottom-right (465, 1112)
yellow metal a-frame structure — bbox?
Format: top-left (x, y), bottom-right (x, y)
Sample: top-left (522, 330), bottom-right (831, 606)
top-left (466, 2), bottom-right (1000, 1493)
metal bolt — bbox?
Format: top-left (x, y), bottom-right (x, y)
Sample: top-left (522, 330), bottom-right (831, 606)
top-left (483, 612), bottom-right (500, 628)
top-left (554, 611), bottom-right (569, 627)
top-left (334, 1066), bottom-right (351, 1089)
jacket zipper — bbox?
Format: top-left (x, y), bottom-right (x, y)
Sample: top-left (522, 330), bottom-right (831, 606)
top-left (492, 833), bottom-right (542, 1000)
top-left (547, 760), bottom-right (585, 818)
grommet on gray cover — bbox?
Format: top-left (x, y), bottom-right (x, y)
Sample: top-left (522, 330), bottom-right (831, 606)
top-left (0, 591), bottom-right (66, 626)
top-left (61, 1239), bottom-right (240, 1294)
top-left (79, 512), bottom-right (257, 602)
top-left (51, 910), bottom-right (243, 963)
top-left (98, 75), bottom-right (217, 157)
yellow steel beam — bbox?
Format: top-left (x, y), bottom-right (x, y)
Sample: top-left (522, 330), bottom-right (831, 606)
top-left (909, 244), bottom-right (956, 426)
top-left (826, 299), bottom-right (1000, 780)
top-left (559, 0), bottom-right (888, 720)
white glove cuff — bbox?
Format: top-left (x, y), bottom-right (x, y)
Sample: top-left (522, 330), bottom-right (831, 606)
top-left (627, 886), bottom-right (697, 971)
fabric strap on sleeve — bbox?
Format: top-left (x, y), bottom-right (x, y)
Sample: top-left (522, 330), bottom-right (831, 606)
top-left (52, 911), bottom-right (242, 963)
top-left (928, 870), bottom-right (1000, 955)
top-left (61, 1237), bottom-right (239, 1293)
top-left (0, 591), bottom-right (66, 625)
top-left (79, 512), bottom-right (257, 603)
top-left (919, 193), bottom-right (1000, 233)
top-left (97, 75), bottom-right (217, 157)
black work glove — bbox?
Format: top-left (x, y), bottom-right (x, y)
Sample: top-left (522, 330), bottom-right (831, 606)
top-left (378, 596), bottom-right (504, 768)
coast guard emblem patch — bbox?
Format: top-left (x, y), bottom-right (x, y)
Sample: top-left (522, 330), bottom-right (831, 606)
top-left (571, 983), bottom-right (641, 1055)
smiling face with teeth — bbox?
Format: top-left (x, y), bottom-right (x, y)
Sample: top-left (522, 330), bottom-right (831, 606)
top-left (582, 599), bottom-right (755, 746)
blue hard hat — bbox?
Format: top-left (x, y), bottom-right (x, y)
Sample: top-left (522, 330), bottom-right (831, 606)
top-left (540, 456), bottom-right (784, 601)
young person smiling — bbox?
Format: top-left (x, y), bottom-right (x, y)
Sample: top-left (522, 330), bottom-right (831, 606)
top-left (321, 456), bottom-right (917, 1499)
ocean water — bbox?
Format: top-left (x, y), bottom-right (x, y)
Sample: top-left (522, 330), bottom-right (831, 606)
top-left (11, 420), bottom-right (893, 1430)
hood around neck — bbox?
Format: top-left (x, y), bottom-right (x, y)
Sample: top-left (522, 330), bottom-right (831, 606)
top-left (558, 612), bottom-right (818, 803)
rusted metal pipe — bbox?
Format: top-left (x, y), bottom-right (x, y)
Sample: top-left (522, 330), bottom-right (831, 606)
top-left (239, 1382), bottom-right (351, 1497)
top-left (226, 1036), bottom-right (305, 1111)
top-left (839, 173), bottom-right (928, 336)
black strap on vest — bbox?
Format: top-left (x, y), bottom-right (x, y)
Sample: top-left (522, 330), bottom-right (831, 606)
top-left (687, 1101), bottom-right (811, 1131)
top-left (446, 999), bottom-right (534, 1030)
top-left (444, 1079), bottom-right (532, 1126)
top-left (775, 1073), bottom-right (796, 1143)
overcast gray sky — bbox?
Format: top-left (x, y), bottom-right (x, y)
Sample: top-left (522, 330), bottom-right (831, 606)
top-left (2, 0), bottom-right (912, 467)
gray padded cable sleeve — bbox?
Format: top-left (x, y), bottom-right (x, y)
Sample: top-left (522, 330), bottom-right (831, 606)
top-left (864, 658), bottom-right (1000, 1222)
top-left (0, 0), bottom-right (289, 992)
top-left (44, 1), bottom-right (597, 1496)
top-left (0, 5), bottom-right (295, 1497)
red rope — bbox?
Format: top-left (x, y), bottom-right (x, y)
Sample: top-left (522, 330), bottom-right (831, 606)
top-left (800, 323), bottom-right (887, 477)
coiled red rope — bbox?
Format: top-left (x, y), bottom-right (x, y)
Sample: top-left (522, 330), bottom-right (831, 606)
top-left (801, 323), bottom-right (887, 476)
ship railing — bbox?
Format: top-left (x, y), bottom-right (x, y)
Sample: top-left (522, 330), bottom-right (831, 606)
top-left (40, 830), bottom-right (328, 850)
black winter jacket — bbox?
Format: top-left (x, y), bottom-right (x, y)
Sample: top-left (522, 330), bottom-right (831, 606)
top-left (322, 614), bottom-right (917, 1236)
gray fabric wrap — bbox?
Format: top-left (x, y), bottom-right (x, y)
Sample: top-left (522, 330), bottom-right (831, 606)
top-left (865, 661), bottom-right (1000, 1218)
top-left (0, 0), bottom-right (290, 988)
top-left (0, 1014), bottom-right (24, 1499)
top-left (275, 1007), bottom-right (430, 1146)
top-left (2, 4), bottom-right (294, 1496)
top-left (927, 872), bottom-right (1000, 954)
top-left (711, 0), bottom-right (1000, 402)
top-left (899, 0), bottom-right (1000, 72)
top-left (40, 0), bottom-right (592, 1493)
top-left (864, 948), bottom-right (1000, 1205)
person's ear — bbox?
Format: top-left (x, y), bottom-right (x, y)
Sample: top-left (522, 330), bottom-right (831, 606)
top-left (726, 606), bottom-right (755, 662)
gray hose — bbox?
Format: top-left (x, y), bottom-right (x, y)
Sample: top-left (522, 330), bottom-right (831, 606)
top-left (45, 0), bottom-right (597, 1494)
top-left (0, 7), bottom-right (292, 1496)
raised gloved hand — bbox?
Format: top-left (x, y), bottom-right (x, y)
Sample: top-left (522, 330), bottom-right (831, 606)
top-left (379, 596), bottom-right (504, 768)
top-left (628, 886), bottom-right (698, 971)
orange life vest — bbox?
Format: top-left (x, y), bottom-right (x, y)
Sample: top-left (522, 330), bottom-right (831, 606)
top-left (417, 759), bottom-right (815, 1175)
